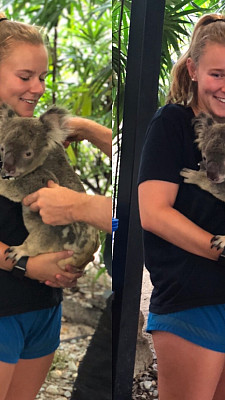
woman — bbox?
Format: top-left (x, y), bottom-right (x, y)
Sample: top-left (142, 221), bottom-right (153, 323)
top-left (0, 12), bottom-right (107, 400)
top-left (138, 14), bottom-right (225, 400)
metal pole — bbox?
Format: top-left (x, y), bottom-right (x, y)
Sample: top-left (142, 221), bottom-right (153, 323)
top-left (112, 1), bottom-right (165, 399)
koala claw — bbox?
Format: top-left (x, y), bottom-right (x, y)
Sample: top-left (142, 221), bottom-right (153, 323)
top-left (5, 255), bottom-right (16, 262)
top-left (180, 168), bottom-right (197, 184)
top-left (4, 246), bottom-right (24, 263)
top-left (4, 248), bottom-right (13, 254)
top-left (180, 168), bottom-right (189, 177)
top-left (5, 247), bottom-right (17, 262)
top-left (210, 235), bottom-right (225, 250)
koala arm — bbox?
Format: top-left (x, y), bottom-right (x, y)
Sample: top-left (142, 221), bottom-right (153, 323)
top-left (181, 168), bottom-right (225, 202)
top-left (138, 180), bottom-right (223, 261)
top-left (65, 117), bottom-right (112, 159)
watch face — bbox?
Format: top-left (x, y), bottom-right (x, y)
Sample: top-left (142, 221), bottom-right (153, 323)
top-left (11, 256), bottom-right (28, 279)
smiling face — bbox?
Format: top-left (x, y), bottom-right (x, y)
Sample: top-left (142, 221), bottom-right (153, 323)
top-left (0, 42), bottom-right (48, 117)
top-left (187, 42), bottom-right (225, 118)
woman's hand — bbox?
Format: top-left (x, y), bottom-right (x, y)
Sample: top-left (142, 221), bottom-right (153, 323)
top-left (23, 180), bottom-right (112, 232)
top-left (25, 250), bottom-right (78, 285)
top-left (45, 257), bottom-right (93, 288)
top-left (45, 267), bottom-right (83, 288)
top-left (23, 181), bottom-right (80, 225)
top-left (65, 117), bottom-right (112, 158)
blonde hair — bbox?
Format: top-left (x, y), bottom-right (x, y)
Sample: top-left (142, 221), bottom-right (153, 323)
top-left (167, 14), bottom-right (225, 107)
top-left (0, 12), bottom-right (47, 63)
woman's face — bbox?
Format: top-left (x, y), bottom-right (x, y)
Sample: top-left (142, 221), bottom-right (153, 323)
top-left (0, 42), bottom-right (48, 117)
top-left (187, 42), bottom-right (225, 118)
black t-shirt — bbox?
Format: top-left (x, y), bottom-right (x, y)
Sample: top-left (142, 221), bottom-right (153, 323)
top-left (0, 196), bottom-right (62, 317)
top-left (138, 104), bottom-right (225, 314)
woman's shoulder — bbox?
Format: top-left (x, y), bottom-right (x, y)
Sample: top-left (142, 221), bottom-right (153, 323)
top-left (155, 103), bottom-right (194, 121)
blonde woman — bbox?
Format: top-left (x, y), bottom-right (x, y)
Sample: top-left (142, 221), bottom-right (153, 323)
top-left (138, 14), bottom-right (225, 400)
top-left (0, 13), bottom-right (110, 400)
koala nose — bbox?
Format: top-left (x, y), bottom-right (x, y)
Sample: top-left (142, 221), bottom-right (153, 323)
top-left (206, 161), bottom-right (219, 182)
top-left (3, 152), bottom-right (16, 175)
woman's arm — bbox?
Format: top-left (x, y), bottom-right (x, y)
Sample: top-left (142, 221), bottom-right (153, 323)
top-left (0, 241), bottom-right (79, 286)
top-left (65, 117), bottom-right (112, 158)
top-left (0, 242), bottom-right (17, 271)
top-left (138, 180), bottom-right (222, 261)
top-left (23, 181), bottom-right (112, 233)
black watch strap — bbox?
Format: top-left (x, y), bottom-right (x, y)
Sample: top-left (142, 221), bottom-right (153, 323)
top-left (11, 256), bottom-right (29, 279)
top-left (218, 248), bottom-right (225, 267)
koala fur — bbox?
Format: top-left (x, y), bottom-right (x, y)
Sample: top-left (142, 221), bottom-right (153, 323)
top-left (180, 112), bottom-right (225, 249)
top-left (0, 103), bottom-right (99, 271)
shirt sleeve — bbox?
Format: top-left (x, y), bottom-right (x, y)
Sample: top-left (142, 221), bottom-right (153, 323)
top-left (138, 108), bottom-right (186, 185)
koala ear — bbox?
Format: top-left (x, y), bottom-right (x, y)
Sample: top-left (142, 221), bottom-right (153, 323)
top-left (0, 104), bottom-right (17, 140)
top-left (39, 106), bottom-right (71, 143)
top-left (193, 112), bottom-right (215, 150)
top-left (0, 103), bottom-right (17, 122)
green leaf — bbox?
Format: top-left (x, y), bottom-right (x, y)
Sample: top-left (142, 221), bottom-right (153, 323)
top-left (66, 145), bottom-right (77, 166)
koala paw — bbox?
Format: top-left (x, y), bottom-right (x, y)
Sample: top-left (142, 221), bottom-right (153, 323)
top-left (4, 246), bottom-right (27, 263)
top-left (180, 168), bottom-right (199, 184)
top-left (210, 235), bottom-right (225, 250)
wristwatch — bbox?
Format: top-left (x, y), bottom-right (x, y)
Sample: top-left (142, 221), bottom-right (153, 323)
top-left (218, 248), bottom-right (225, 267)
top-left (11, 256), bottom-right (29, 279)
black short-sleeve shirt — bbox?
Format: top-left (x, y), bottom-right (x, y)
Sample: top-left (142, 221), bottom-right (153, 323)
top-left (0, 196), bottom-right (62, 317)
top-left (138, 104), bottom-right (225, 314)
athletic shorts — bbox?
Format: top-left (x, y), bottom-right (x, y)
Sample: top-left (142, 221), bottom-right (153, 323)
top-left (0, 304), bottom-right (62, 364)
top-left (147, 303), bottom-right (225, 353)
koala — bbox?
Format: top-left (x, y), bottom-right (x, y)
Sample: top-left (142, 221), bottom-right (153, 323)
top-left (180, 112), bottom-right (225, 250)
top-left (0, 103), bottom-right (99, 271)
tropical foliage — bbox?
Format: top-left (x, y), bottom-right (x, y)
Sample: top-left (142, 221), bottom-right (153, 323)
top-left (2, 0), bottom-right (111, 196)
top-left (159, 0), bottom-right (225, 104)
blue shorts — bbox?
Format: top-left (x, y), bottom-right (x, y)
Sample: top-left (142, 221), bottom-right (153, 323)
top-left (0, 304), bottom-right (62, 364)
top-left (147, 304), bottom-right (225, 353)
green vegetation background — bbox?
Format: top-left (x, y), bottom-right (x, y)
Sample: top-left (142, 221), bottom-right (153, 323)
top-left (2, 0), bottom-right (111, 198)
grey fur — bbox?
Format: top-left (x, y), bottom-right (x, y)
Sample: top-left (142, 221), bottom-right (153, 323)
top-left (0, 104), bottom-right (99, 271)
top-left (180, 112), bottom-right (225, 249)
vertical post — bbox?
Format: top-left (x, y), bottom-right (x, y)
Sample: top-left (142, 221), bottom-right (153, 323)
top-left (112, 1), bottom-right (165, 399)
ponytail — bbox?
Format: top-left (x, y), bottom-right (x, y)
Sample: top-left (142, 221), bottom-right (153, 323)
top-left (167, 14), bottom-right (225, 107)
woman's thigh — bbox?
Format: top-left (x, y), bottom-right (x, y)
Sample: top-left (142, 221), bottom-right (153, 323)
top-left (0, 362), bottom-right (16, 399)
top-left (152, 331), bottom-right (225, 400)
top-left (5, 353), bottom-right (55, 400)
top-left (213, 361), bottom-right (225, 400)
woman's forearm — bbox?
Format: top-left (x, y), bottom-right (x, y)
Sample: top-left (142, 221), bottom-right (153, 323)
top-left (71, 194), bottom-right (112, 233)
top-left (23, 183), bottom-right (112, 233)
top-left (67, 117), bottom-right (112, 158)
top-left (138, 180), bottom-right (223, 262)
top-left (0, 242), bottom-right (16, 271)
top-left (141, 205), bottom-right (221, 261)
top-left (0, 240), bottom-right (80, 287)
